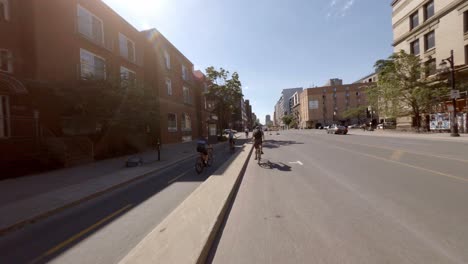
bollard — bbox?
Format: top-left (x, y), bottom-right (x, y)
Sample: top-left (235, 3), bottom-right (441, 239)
top-left (157, 138), bottom-right (161, 161)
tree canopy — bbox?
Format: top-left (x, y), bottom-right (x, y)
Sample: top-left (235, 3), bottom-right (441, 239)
top-left (205, 67), bottom-right (243, 132)
top-left (367, 50), bottom-right (448, 129)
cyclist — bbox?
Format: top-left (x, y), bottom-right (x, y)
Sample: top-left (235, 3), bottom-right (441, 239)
top-left (196, 135), bottom-right (209, 166)
top-left (228, 129), bottom-right (235, 149)
top-left (252, 126), bottom-right (264, 160)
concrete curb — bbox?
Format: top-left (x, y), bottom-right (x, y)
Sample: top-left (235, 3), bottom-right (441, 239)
top-left (0, 146), bottom-right (219, 236)
top-left (119, 143), bottom-right (254, 264)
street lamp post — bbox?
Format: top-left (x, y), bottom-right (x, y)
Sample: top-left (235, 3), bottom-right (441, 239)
top-left (440, 50), bottom-right (460, 137)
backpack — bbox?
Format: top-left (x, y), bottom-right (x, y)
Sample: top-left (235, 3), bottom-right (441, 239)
top-left (253, 129), bottom-right (262, 139)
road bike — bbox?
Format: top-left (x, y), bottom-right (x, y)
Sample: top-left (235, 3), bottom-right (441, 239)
top-left (195, 145), bottom-right (213, 174)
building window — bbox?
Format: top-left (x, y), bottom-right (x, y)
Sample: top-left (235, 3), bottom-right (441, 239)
top-left (425, 58), bottom-right (437, 76)
top-left (168, 113), bottom-right (177, 132)
top-left (182, 65), bottom-right (187, 80)
top-left (410, 11), bottom-right (419, 30)
top-left (464, 11), bottom-right (468, 34)
top-left (183, 86), bottom-right (191, 104)
top-left (80, 49), bottom-right (106, 80)
top-left (0, 95), bottom-right (10, 138)
top-left (181, 113), bottom-right (191, 131)
top-left (424, 31), bottom-right (435, 51)
top-left (166, 78), bottom-right (172, 95)
top-left (164, 50), bottom-right (170, 69)
top-left (120, 66), bottom-right (136, 87)
top-left (0, 0), bottom-right (10, 22)
top-left (410, 39), bottom-right (420, 55)
top-left (77, 5), bottom-right (104, 45)
top-left (119, 33), bottom-right (135, 62)
top-left (0, 49), bottom-right (13, 73)
top-left (424, 1), bottom-right (434, 21)
top-left (465, 45), bottom-right (468, 65)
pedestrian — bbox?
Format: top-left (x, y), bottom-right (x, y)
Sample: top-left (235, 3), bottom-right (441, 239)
top-left (245, 127), bottom-right (249, 138)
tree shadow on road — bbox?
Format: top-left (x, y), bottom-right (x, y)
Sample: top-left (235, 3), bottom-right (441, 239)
top-left (262, 140), bottom-right (303, 149)
top-left (258, 160), bottom-right (292, 172)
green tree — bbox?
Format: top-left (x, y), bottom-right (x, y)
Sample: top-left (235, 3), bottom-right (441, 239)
top-left (368, 51), bottom-right (448, 130)
top-left (282, 115), bottom-right (294, 127)
top-left (205, 67), bottom-right (243, 134)
top-left (342, 105), bottom-right (367, 123)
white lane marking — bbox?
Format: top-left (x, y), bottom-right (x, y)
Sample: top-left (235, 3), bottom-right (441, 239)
top-left (289, 161), bottom-right (303, 165)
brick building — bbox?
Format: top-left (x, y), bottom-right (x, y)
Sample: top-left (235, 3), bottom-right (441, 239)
top-left (298, 82), bottom-right (372, 128)
top-left (143, 29), bottom-right (199, 144)
top-left (1, 0), bottom-right (150, 173)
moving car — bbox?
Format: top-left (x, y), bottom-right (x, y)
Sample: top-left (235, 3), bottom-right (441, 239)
top-left (223, 129), bottom-right (238, 134)
top-left (327, 124), bottom-right (348, 135)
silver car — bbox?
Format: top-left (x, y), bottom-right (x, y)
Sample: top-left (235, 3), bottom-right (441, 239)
top-left (327, 124), bottom-right (348, 135)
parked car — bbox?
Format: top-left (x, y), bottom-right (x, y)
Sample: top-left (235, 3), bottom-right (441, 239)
top-left (347, 124), bottom-right (359, 129)
top-left (327, 124), bottom-right (348, 135)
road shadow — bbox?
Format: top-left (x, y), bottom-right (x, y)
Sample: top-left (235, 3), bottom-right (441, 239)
top-left (0, 139), bottom-right (251, 264)
top-left (258, 160), bottom-right (292, 172)
top-left (262, 140), bottom-right (303, 149)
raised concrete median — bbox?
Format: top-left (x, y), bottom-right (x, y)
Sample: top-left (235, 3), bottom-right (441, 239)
top-left (119, 142), bottom-right (254, 264)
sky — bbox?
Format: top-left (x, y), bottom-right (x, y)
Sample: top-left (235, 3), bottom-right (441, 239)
top-left (102, 0), bottom-right (393, 124)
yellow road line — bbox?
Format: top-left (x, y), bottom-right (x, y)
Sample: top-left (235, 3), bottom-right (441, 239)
top-left (321, 135), bottom-right (468, 163)
top-left (327, 143), bottom-right (468, 184)
top-left (30, 204), bottom-right (133, 264)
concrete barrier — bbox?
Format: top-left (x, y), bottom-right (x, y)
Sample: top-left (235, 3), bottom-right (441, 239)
top-left (119, 143), bottom-right (254, 264)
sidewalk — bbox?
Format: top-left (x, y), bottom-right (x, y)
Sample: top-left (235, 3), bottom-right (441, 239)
top-left (0, 140), bottom-right (227, 235)
top-left (349, 129), bottom-right (468, 142)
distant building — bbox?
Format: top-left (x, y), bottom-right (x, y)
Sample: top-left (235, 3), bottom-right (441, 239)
top-left (324, 79), bottom-right (343, 86)
top-left (265, 114), bottom-right (272, 126)
top-left (354, 72), bottom-right (378, 84)
top-left (298, 82), bottom-right (372, 128)
top-left (273, 87), bottom-right (303, 128)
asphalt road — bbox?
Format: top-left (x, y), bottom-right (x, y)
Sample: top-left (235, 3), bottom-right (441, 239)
top-left (209, 130), bottom-right (468, 264)
top-left (0, 139), bottom-right (247, 264)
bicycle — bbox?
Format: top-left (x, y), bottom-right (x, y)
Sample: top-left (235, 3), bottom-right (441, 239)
top-left (229, 138), bottom-right (235, 153)
top-left (195, 145), bottom-right (213, 174)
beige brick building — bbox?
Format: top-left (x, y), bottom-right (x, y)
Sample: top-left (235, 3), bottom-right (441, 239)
top-left (298, 83), bottom-right (372, 129)
top-left (392, 0), bottom-right (468, 128)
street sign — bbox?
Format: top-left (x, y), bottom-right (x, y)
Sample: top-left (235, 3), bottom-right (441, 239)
top-left (450, 90), bottom-right (460, 99)
top-left (447, 105), bottom-right (454, 112)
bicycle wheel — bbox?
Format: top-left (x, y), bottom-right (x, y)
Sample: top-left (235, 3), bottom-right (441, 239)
top-left (207, 152), bottom-right (213, 167)
top-left (195, 157), bottom-right (204, 174)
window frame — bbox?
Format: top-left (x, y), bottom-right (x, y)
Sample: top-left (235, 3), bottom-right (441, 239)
top-left (423, 1), bottom-right (434, 21)
top-left (182, 65), bottom-right (187, 80)
top-left (0, 49), bottom-right (13, 73)
top-left (183, 86), bottom-right (191, 104)
top-left (424, 30), bottom-right (435, 51)
top-left (425, 58), bottom-right (437, 76)
top-left (119, 33), bottom-right (136, 63)
top-left (181, 113), bottom-right (192, 132)
top-left (410, 39), bottom-right (420, 55)
top-left (0, 0), bottom-right (10, 22)
top-left (166, 78), bottom-right (172, 95)
top-left (410, 11), bottom-right (419, 30)
top-left (80, 48), bottom-right (107, 80)
top-left (120, 66), bottom-right (136, 87)
top-left (167, 113), bottom-right (177, 132)
top-left (77, 4), bottom-right (104, 45)
top-left (164, 50), bottom-right (170, 69)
